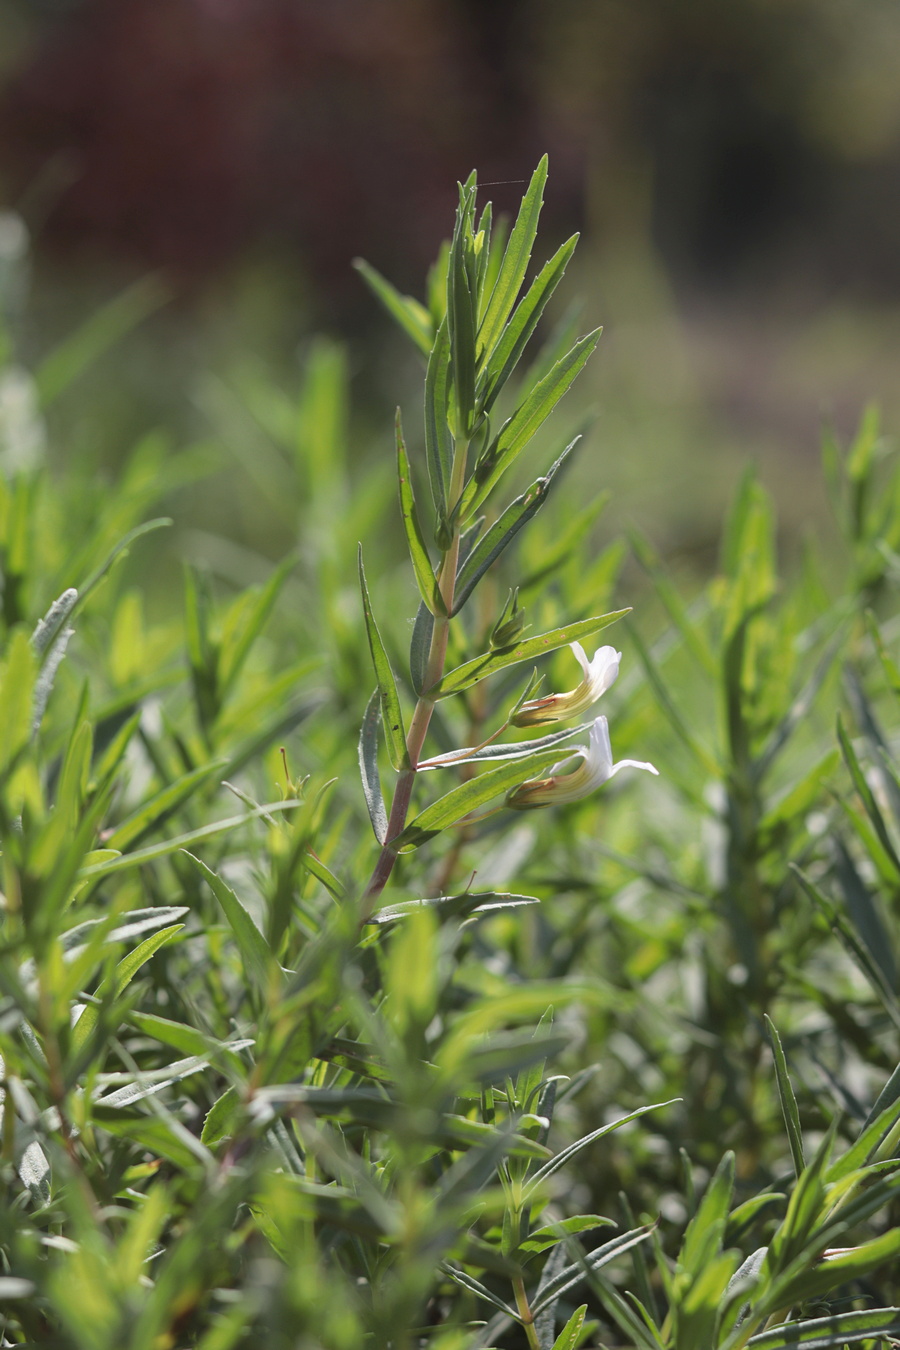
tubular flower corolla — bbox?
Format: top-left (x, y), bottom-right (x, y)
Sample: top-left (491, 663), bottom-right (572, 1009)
top-left (512, 642), bottom-right (621, 726)
top-left (506, 714), bottom-right (658, 810)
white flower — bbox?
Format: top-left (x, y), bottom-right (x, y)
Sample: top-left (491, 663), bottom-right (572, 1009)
top-left (512, 642), bottom-right (621, 726)
top-left (507, 714), bottom-right (658, 809)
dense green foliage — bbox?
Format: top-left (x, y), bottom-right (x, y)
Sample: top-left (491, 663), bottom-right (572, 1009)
top-left (1, 162), bottom-right (900, 1349)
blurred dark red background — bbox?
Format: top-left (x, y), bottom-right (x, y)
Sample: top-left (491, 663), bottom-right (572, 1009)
top-left (2, 0), bottom-right (900, 546)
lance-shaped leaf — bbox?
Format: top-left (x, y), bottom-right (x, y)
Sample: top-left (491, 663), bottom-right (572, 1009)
top-left (73, 924), bottom-right (185, 1050)
top-left (837, 712), bottom-right (900, 876)
top-left (745, 1307), bottom-right (900, 1349)
top-left (530, 1224), bottom-right (656, 1317)
top-left (525, 1101), bottom-right (678, 1199)
top-left (460, 328), bottom-right (601, 519)
top-left (447, 179), bottom-right (477, 435)
top-left (105, 760), bottom-right (227, 852)
top-left (358, 546), bottom-right (409, 771)
top-left (425, 317), bottom-right (453, 513)
top-left (765, 1016), bottom-right (806, 1180)
top-left (418, 723), bottom-right (585, 771)
top-left (396, 746), bottom-right (569, 850)
top-left (440, 1263), bottom-right (518, 1320)
top-left (396, 411), bottom-right (443, 615)
top-left (428, 610), bottom-right (629, 699)
top-left (480, 233), bottom-right (579, 416)
top-left (409, 600), bottom-right (434, 696)
top-left (791, 863), bottom-right (900, 1031)
top-left (79, 800), bottom-right (299, 877)
top-left (186, 853), bottom-right (273, 994)
top-left (369, 892), bottom-right (540, 924)
top-left (452, 437), bottom-right (579, 615)
top-left (477, 155), bottom-right (548, 360)
top-left (359, 692), bottom-right (388, 845)
top-left (352, 258), bottom-right (433, 355)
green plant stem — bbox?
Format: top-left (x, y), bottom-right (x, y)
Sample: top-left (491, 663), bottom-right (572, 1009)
top-left (362, 442), bottom-right (469, 910)
top-left (512, 1273), bottom-right (542, 1350)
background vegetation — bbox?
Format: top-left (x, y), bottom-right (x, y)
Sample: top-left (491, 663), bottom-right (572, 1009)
top-left (0, 154), bottom-right (898, 1348)
top-left (1, 4), bottom-right (900, 1346)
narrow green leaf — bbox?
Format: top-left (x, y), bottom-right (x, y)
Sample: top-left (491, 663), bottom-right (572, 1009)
top-left (352, 258), bottom-right (433, 355)
top-left (447, 181), bottom-right (477, 433)
top-left (369, 892), bottom-right (540, 924)
top-left (419, 724), bottom-right (584, 771)
top-left (461, 327), bottom-right (601, 518)
top-left (396, 411), bottom-right (443, 615)
top-left (359, 691), bottom-right (388, 845)
top-left (452, 437), bottom-right (578, 614)
top-left (424, 317), bottom-right (453, 513)
top-left (481, 233), bottom-right (579, 416)
top-left (396, 746), bottom-right (570, 849)
top-left (832, 837), bottom-right (897, 989)
top-left (530, 1225), bottom-right (655, 1317)
top-left (128, 1011), bottom-right (249, 1070)
top-left (218, 553), bottom-right (295, 697)
top-left (301, 848), bottom-right (345, 902)
top-left (185, 853), bottom-right (273, 994)
top-left (409, 600), bottom-right (434, 696)
top-left (861, 1061), bottom-right (900, 1133)
top-left (526, 1102), bottom-right (677, 1198)
top-left (792, 863), bottom-right (900, 1030)
top-left (589, 1274), bottom-right (665, 1350)
top-left (201, 1086), bottom-right (241, 1147)
top-left (837, 712), bottom-right (900, 875)
top-left (478, 156), bottom-right (548, 360)
top-left (75, 518), bottom-right (173, 613)
top-left (0, 629), bottom-right (36, 777)
top-left (430, 610), bottom-right (629, 698)
top-left (765, 1017), bottom-right (806, 1179)
top-left (440, 1263), bottom-right (519, 1320)
top-left (746, 1307), bottom-right (900, 1349)
top-left (679, 1150), bottom-right (734, 1275)
top-left (79, 800), bottom-right (299, 877)
top-left (358, 547), bottom-right (409, 771)
top-left (73, 925), bottom-right (184, 1050)
top-left (626, 619), bottom-right (720, 776)
top-left (35, 275), bottom-right (168, 405)
top-left (106, 761), bottom-right (226, 852)
top-left (519, 1216), bottom-right (614, 1258)
top-left (551, 1305), bottom-right (587, 1350)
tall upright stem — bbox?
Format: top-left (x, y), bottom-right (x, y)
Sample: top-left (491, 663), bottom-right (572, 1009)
top-left (362, 441), bottom-right (469, 910)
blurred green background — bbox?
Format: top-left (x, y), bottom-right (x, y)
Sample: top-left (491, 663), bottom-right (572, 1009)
top-left (2, 0), bottom-right (900, 569)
